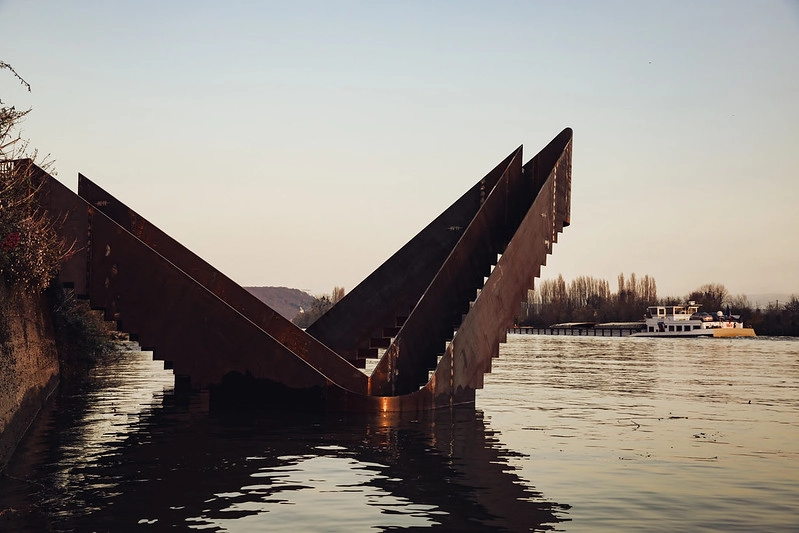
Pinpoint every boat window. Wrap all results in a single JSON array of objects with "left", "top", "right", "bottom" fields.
[
  {"left": 693, "top": 325, "right": 700, "bottom": 330},
  {"left": 676, "top": 325, "right": 683, "bottom": 332},
  {"left": 669, "top": 325, "right": 675, "bottom": 332},
  {"left": 648, "top": 326, "right": 654, "bottom": 332}
]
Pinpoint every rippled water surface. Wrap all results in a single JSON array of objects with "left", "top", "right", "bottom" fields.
[{"left": 1, "top": 335, "right": 797, "bottom": 532}]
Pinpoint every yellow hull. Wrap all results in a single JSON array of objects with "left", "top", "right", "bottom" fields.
[{"left": 713, "top": 328, "right": 756, "bottom": 338}]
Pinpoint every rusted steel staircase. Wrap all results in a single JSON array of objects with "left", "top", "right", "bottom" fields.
[
  {"left": 31, "top": 128, "right": 572, "bottom": 412},
  {"left": 75, "top": 175, "right": 366, "bottom": 394},
  {"left": 312, "top": 128, "right": 572, "bottom": 408}
]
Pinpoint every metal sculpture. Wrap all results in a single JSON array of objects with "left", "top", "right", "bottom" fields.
[{"left": 32, "top": 128, "right": 572, "bottom": 412}]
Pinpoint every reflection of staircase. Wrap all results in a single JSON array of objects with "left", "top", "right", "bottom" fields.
[{"left": 31, "top": 128, "right": 572, "bottom": 412}]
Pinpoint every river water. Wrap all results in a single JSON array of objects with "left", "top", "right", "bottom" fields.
[{"left": 1, "top": 335, "right": 797, "bottom": 532}]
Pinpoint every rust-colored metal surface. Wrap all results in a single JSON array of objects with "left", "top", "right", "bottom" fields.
[
  {"left": 366, "top": 128, "right": 572, "bottom": 406},
  {"left": 86, "top": 212, "right": 336, "bottom": 390},
  {"left": 77, "top": 176, "right": 366, "bottom": 389},
  {"left": 305, "top": 148, "right": 519, "bottom": 366},
  {"left": 21, "top": 160, "right": 91, "bottom": 296},
  {"left": 34, "top": 171, "right": 364, "bottom": 394},
  {"left": 33, "top": 128, "right": 572, "bottom": 413}
]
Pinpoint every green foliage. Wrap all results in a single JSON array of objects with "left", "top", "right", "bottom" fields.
[
  {"left": 1, "top": 62, "right": 65, "bottom": 291},
  {"left": 2, "top": 61, "right": 113, "bottom": 377},
  {"left": 0, "top": 171, "right": 65, "bottom": 290},
  {"left": 47, "top": 283, "right": 114, "bottom": 372}
]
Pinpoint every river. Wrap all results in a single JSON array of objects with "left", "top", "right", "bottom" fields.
[{"left": 1, "top": 335, "right": 797, "bottom": 532}]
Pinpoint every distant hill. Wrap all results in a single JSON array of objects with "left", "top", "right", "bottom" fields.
[{"left": 245, "top": 286, "right": 316, "bottom": 321}]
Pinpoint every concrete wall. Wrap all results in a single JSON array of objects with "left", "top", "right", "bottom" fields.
[{"left": 0, "top": 281, "right": 59, "bottom": 468}]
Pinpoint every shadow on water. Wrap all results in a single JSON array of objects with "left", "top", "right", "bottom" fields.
[{"left": 0, "top": 348, "right": 570, "bottom": 532}]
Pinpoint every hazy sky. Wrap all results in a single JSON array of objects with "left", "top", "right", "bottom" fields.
[{"left": 1, "top": 1, "right": 797, "bottom": 300}]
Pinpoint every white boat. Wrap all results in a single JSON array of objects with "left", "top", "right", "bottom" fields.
[{"left": 630, "top": 302, "right": 756, "bottom": 338}]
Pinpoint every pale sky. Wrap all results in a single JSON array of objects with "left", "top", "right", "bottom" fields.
[{"left": 1, "top": 1, "right": 797, "bottom": 299}]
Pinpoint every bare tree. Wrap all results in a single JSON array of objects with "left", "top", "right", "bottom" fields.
[
  {"left": 687, "top": 283, "right": 728, "bottom": 313},
  {"left": 292, "top": 286, "right": 345, "bottom": 328},
  {"left": 331, "top": 286, "right": 345, "bottom": 304}
]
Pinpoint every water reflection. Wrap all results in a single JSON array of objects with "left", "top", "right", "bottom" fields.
[
  {"left": 481, "top": 335, "right": 799, "bottom": 532},
  {"left": 1, "top": 342, "right": 569, "bottom": 532}
]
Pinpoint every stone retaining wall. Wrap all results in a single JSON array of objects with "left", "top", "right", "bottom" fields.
[{"left": 0, "top": 281, "right": 59, "bottom": 468}]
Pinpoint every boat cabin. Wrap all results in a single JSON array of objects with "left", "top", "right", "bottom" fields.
[{"left": 644, "top": 303, "right": 701, "bottom": 320}]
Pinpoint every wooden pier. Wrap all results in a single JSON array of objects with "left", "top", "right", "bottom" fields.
[{"left": 510, "top": 323, "right": 645, "bottom": 337}]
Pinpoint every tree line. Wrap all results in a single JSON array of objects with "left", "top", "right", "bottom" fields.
[
  {"left": 292, "top": 285, "right": 345, "bottom": 328},
  {"left": 293, "top": 275, "right": 799, "bottom": 337},
  {"left": 517, "top": 273, "right": 799, "bottom": 336}
]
